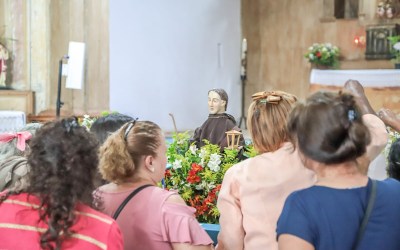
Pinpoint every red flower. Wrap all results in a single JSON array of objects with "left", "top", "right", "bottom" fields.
[
  {"left": 191, "top": 163, "right": 203, "bottom": 173},
  {"left": 165, "top": 169, "right": 171, "bottom": 178},
  {"left": 316, "top": 51, "right": 322, "bottom": 58},
  {"left": 187, "top": 169, "right": 201, "bottom": 184}
]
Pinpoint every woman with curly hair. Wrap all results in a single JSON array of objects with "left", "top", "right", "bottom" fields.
[
  {"left": 0, "top": 118, "right": 123, "bottom": 250},
  {"left": 95, "top": 120, "right": 214, "bottom": 250}
]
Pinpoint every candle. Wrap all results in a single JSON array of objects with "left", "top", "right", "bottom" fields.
[
  {"left": 241, "top": 65, "right": 246, "bottom": 77},
  {"left": 241, "top": 38, "right": 247, "bottom": 60}
]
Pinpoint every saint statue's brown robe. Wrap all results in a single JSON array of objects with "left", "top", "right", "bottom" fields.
[{"left": 192, "top": 113, "right": 245, "bottom": 149}]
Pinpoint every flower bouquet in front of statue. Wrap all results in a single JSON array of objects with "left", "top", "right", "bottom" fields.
[
  {"left": 304, "top": 43, "right": 340, "bottom": 69},
  {"left": 164, "top": 132, "right": 256, "bottom": 224}
]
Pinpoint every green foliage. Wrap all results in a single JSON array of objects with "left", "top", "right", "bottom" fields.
[{"left": 387, "top": 35, "right": 400, "bottom": 64}]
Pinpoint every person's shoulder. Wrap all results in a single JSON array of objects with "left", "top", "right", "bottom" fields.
[
  {"left": 222, "top": 113, "right": 237, "bottom": 125},
  {"left": 379, "top": 178, "right": 400, "bottom": 191}
]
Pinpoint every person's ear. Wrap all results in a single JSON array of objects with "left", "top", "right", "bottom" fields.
[
  {"left": 221, "top": 100, "right": 226, "bottom": 108},
  {"left": 144, "top": 155, "right": 155, "bottom": 173}
]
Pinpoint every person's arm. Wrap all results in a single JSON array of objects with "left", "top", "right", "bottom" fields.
[
  {"left": 164, "top": 194, "right": 214, "bottom": 249},
  {"left": 343, "top": 79, "right": 375, "bottom": 115},
  {"left": 378, "top": 108, "right": 400, "bottom": 133},
  {"left": 215, "top": 168, "right": 244, "bottom": 250},
  {"left": 278, "top": 234, "right": 314, "bottom": 250}
]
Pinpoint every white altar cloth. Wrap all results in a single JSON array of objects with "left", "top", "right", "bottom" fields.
[{"left": 310, "top": 69, "right": 400, "bottom": 87}]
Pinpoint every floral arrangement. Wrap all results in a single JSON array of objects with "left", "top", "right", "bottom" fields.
[
  {"left": 387, "top": 35, "right": 400, "bottom": 64},
  {"left": 304, "top": 43, "right": 340, "bottom": 68},
  {"left": 164, "top": 132, "right": 256, "bottom": 224}
]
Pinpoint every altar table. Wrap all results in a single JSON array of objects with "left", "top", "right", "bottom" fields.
[{"left": 309, "top": 69, "right": 400, "bottom": 113}]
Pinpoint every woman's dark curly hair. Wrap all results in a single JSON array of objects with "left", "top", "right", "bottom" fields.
[
  {"left": 388, "top": 138, "right": 400, "bottom": 181},
  {"left": 1, "top": 117, "right": 99, "bottom": 249}
]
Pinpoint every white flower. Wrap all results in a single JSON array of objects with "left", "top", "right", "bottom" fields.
[
  {"left": 325, "top": 43, "right": 332, "bottom": 48},
  {"left": 322, "top": 47, "right": 327, "bottom": 52},
  {"left": 172, "top": 159, "right": 182, "bottom": 170},
  {"left": 309, "top": 54, "right": 315, "bottom": 60},
  {"left": 393, "top": 42, "right": 400, "bottom": 51},
  {"left": 199, "top": 148, "right": 207, "bottom": 160},
  {"left": 208, "top": 153, "right": 221, "bottom": 172},
  {"left": 189, "top": 144, "right": 197, "bottom": 154}
]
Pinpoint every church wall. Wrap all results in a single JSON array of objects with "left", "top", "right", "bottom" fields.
[{"left": 242, "top": 0, "right": 397, "bottom": 112}]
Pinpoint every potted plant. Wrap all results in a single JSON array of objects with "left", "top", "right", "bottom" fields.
[
  {"left": 387, "top": 35, "right": 400, "bottom": 69},
  {"left": 304, "top": 43, "right": 340, "bottom": 69}
]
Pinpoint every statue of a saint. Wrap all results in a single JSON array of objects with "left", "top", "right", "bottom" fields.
[
  {"left": 192, "top": 88, "right": 245, "bottom": 149},
  {"left": 0, "top": 43, "right": 9, "bottom": 87}
]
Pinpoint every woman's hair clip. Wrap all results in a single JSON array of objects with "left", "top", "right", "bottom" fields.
[
  {"left": 62, "top": 117, "right": 79, "bottom": 133},
  {"left": 124, "top": 119, "right": 138, "bottom": 141},
  {"left": 252, "top": 91, "right": 282, "bottom": 104},
  {"left": 348, "top": 109, "right": 356, "bottom": 122}
]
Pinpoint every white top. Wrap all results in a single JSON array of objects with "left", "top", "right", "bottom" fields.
[{"left": 310, "top": 69, "right": 400, "bottom": 87}]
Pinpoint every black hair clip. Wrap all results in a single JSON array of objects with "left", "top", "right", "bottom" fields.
[
  {"left": 124, "top": 119, "right": 138, "bottom": 141},
  {"left": 62, "top": 117, "right": 79, "bottom": 133}
]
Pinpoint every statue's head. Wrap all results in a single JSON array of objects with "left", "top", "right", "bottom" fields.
[{"left": 208, "top": 88, "right": 228, "bottom": 114}]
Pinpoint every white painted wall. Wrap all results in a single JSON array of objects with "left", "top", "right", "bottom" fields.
[{"left": 109, "top": 0, "right": 241, "bottom": 132}]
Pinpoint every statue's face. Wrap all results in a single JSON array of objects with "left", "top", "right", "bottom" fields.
[{"left": 208, "top": 91, "right": 226, "bottom": 114}]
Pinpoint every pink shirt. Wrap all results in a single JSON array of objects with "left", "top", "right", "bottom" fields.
[
  {"left": 0, "top": 193, "right": 123, "bottom": 250},
  {"left": 97, "top": 186, "right": 213, "bottom": 250},
  {"left": 216, "top": 114, "right": 387, "bottom": 250}
]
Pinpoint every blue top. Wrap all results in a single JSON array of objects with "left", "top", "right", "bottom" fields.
[{"left": 277, "top": 178, "right": 400, "bottom": 250}]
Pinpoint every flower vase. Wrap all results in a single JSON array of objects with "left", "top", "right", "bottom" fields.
[{"left": 312, "top": 64, "right": 331, "bottom": 70}]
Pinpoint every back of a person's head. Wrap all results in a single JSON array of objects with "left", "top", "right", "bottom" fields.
[
  {"left": 90, "top": 113, "right": 135, "bottom": 144},
  {"left": 99, "top": 120, "right": 161, "bottom": 184},
  {"left": 27, "top": 117, "right": 99, "bottom": 202},
  {"left": 247, "top": 90, "right": 297, "bottom": 153},
  {"left": 8, "top": 117, "right": 100, "bottom": 249},
  {"left": 287, "top": 91, "right": 371, "bottom": 164},
  {"left": 388, "top": 138, "right": 400, "bottom": 181},
  {"left": 0, "top": 123, "right": 42, "bottom": 162}
]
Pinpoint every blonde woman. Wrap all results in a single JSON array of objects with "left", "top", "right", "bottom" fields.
[
  {"left": 95, "top": 120, "right": 214, "bottom": 250},
  {"left": 216, "top": 88, "right": 387, "bottom": 250}
]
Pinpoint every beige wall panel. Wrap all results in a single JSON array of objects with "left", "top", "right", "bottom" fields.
[
  {"left": 242, "top": 0, "right": 396, "bottom": 107},
  {"left": 69, "top": 0, "right": 86, "bottom": 115},
  {"left": 83, "top": 0, "right": 109, "bottom": 114},
  {"left": 3, "top": 0, "right": 28, "bottom": 90},
  {"left": 49, "top": 0, "right": 71, "bottom": 114}
]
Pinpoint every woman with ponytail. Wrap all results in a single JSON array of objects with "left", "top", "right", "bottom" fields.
[{"left": 95, "top": 120, "right": 214, "bottom": 250}]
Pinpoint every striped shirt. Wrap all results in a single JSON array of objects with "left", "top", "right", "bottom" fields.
[{"left": 0, "top": 192, "right": 123, "bottom": 249}]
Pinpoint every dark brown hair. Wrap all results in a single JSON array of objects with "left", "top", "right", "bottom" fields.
[
  {"left": 1, "top": 117, "right": 99, "bottom": 250},
  {"left": 287, "top": 91, "right": 371, "bottom": 164}
]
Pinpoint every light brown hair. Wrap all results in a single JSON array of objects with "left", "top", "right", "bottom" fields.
[
  {"left": 247, "top": 90, "right": 297, "bottom": 153},
  {"left": 99, "top": 120, "right": 162, "bottom": 184}
]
